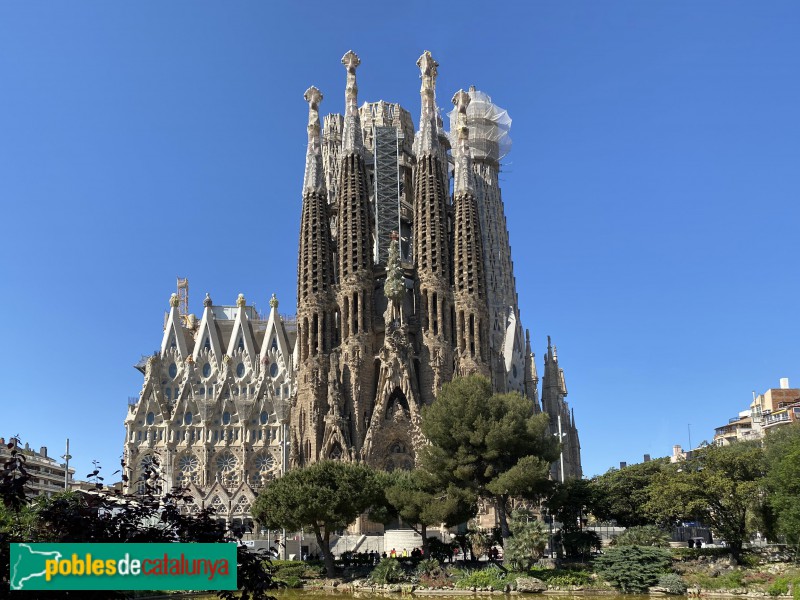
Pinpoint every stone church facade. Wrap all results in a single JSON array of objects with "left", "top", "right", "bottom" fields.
[{"left": 123, "top": 51, "right": 581, "bottom": 528}]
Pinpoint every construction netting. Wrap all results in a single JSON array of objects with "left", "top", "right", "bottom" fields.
[{"left": 447, "top": 88, "right": 512, "bottom": 163}]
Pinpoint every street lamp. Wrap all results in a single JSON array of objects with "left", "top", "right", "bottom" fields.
[{"left": 554, "top": 414, "right": 567, "bottom": 483}]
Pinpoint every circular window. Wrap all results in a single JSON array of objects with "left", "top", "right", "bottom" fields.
[
  {"left": 259, "top": 411, "right": 268, "bottom": 425},
  {"left": 270, "top": 362, "right": 279, "bottom": 377},
  {"left": 255, "top": 453, "right": 274, "bottom": 471},
  {"left": 216, "top": 452, "right": 237, "bottom": 472},
  {"left": 146, "top": 411, "right": 155, "bottom": 425},
  {"left": 202, "top": 363, "right": 211, "bottom": 378},
  {"left": 178, "top": 454, "right": 198, "bottom": 472},
  {"left": 236, "top": 363, "right": 245, "bottom": 378},
  {"left": 184, "top": 412, "right": 193, "bottom": 425},
  {"left": 168, "top": 363, "right": 178, "bottom": 379},
  {"left": 222, "top": 411, "right": 231, "bottom": 425}
]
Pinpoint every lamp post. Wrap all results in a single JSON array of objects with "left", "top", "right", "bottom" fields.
[
  {"left": 61, "top": 438, "right": 72, "bottom": 490},
  {"left": 554, "top": 414, "right": 566, "bottom": 483}
]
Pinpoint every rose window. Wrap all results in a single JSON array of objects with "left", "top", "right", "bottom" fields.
[
  {"left": 175, "top": 453, "right": 199, "bottom": 486},
  {"left": 215, "top": 451, "right": 239, "bottom": 488}
]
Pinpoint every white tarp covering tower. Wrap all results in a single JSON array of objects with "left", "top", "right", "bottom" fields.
[{"left": 448, "top": 87, "right": 529, "bottom": 399}]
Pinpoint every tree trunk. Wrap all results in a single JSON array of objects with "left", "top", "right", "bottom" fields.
[
  {"left": 421, "top": 523, "right": 429, "bottom": 557},
  {"left": 496, "top": 496, "right": 511, "bottom": 540},
  {"left": 314, "top": 526, "right": 336, "bottom": 578}
]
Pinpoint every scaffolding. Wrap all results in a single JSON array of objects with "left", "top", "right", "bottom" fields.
[
  {"left": 372, "top": 126, "right": 402, "bottom": 266},
  {"left": 447, "top": 87, "right": 512, "bottom": 164},
  {"left": 176, "top": 277, "right": 189, "bottom": 315}
]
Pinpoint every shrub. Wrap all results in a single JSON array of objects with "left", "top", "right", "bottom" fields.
[
  {"left": 768, "top": 577, "right": 790, "bottom": 596},
  {"left": 277, "top": 575, "right": 303, "bottom": 588},
  {"left": 505, "top": 510, "right": 548, "bottom": 570},
  {"left": 595, "top": 545, "right": 672, "bottom": 593},
  {"left": 612, "top": 525, "right": 671, "bottom": 547},
  {"left": 532, "top": 568, "right": 594, "bottom": 587},
  {"left": 369, "top": 557, "right": 406, "bottom": 584},
  {"left": 415, "top": 558, "right": 444, "bottom": 578},
  {"left": 562, "top": 530, "right": 601, "bottom": 558},
  {"left": 658, "top": 573, "right": 688, "bottom": 595},
  {"left": 453, "top": 564, "right": 508, "bottom": 590}
]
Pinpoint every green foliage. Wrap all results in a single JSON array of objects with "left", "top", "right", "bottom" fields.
[
  {"left": 382, "top": 469, "right": 475, "bottom": 549},
  {"left": 426, "top": 536, "right": 457, "bottom": 562},
  {"left": 415, "top": 558, "right": 444, "bottom": 577},
  {"left": 0, "top": 470, "right": 274, "bottom": 599},
  {"left": 612, "top": 525, "right": 671, "bottom": 547},
  {"left": 270, "top": 559, "right": 324, "bottom": 580},
  {"left": 562, "top": 530, "right": 601, "bottom": 558},
  {"left": 547, "top": 478, "right": 596, "bottom": 533},
  {"left": 686, "top": 569, "right": 745, "bottom": 590},
  {"left": 369, "top": 557, "right": 406, "bottom": 584},
  {"left": 765, "top": 424, "right": 800, "bottom": 554},
  {"left": 505, "top": 509, "right": 548, "bottom": 570},
  {"left": 768, "top": 577, "right": 790, "bottom": 596},
  {"left": 590, "top": 458, "right": 668, "bottom": 526},
  {"left": 420, "top": 375, "right": 559, "bottom": 537},
  {"left": 453, "top": 564, "right": 508, "bottom": 589},
  {"left": 657, "top": 573, "right": 688, "bottom": 595},
  {"left": 645, "top": 441, "right": 766, "bottom": 562},
  {"left": 595, "top": 545, "right": 672, "bottom": 593},
  {"left": 252, "top": 460, "right": 384, "bottom": 576},
  {"left": 530, "top": 567, "right": 593, "bottom": 587}
]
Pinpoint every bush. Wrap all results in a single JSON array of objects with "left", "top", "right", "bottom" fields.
[
  {"left": 453, "top": 564, "right": 508, "bottom": 590},
  {"left": 658, "top": 573, "right": 688, "bottom": 595},
  {"left": 595, "top": 545, "right": 672, "bottom": 593},
  {"left": 768, "top": 577, "right": 790, "bottom": 596},
  {"left": 612, "top": 525, "right": 671, "bottom": 547},
  {"left": 531, "top": 568, "right": 594, "bottom": 587},
  {"left": 369, "top": 557, "right": 406, "bottom": 584},
  {"left": 562, "top": 530, "right": 601, "bottom": 558},
  {"left": 505, "top": 510, "right": 547, "bottom": 570},
  {"left": 415, "top": 558, "right": 444, "bottom": 578},
  {"left": 277, "top": 575, "right": 303, "bottom": 588}
]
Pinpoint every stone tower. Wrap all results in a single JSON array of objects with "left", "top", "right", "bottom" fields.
[
  {"left": 541, "top": 336, "right": 582, "bottom": 480},
  {"left": 413, "top": 51, "right": 455, "bottom": 399},
  {"left": 288, "top": 50, "right": 580, "bottom": 479},
  {"left": 451, "top": 89, "right": 490, "bottom": 378}
]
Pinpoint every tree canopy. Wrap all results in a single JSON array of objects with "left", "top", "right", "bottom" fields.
[
  {"left": 251, "top": 460, "right": 383, "bottom": 577},
  {"left": 419, "top": 375, "right": 559, "bottom": 538},
  {"left": 645, "top": 441, "right": 765, "bottom": 562},
  {"left": 764, "top": 423, "right": 800, "bottom": 552},
  {"left": 382, "top": 468, "right": 475, "bottom": 554},
  {"left": 590, "top": 458, "right": 668, "bottom": 526}
]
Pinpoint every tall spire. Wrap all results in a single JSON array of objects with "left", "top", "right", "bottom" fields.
[
  {"left": 452, "top": 89, "right": 473, "bottom": 195},
  {"left": 341, "top": 50, "right": 363, "bottom": 153},
  {"left": 303, "top": 86, "right": 325, "bottom": 193},
  {"left": 416, "top": 50, "right": 439, "bottom": 155}
]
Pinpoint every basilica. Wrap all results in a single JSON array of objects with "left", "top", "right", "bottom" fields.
[{"left": 122, "top": 51, "right": 582, "bottom": 528}]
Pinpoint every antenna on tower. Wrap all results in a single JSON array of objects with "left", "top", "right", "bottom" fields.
[{"left": 176, "top": 277, "right": 189, "bottom": 316}]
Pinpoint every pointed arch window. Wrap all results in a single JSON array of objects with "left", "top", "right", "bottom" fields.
[
  {"left": 204, "top": 336, "right": 211, "bottom": 350},
  {"left": 238, "top": 336, "right": 244, "bottom": 351},
  {"left": 271, "top": 337, "right": 278, "bottom": 351}
]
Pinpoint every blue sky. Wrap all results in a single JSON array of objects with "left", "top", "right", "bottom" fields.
[{"left": 1, "top": 1, "right": 799, "bottom": 480}]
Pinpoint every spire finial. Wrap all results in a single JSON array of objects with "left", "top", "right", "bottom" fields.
[
  {"left": 169, "top": 293, "right": 179, "bottom": 308},
  {"left": 303, "top": 86, "right": 325, "bottom": 193},
  {"left": 203, "top": 292, "right": 212, "bottom": 307},
  {"left": 236, "top": 293, "right": 246, "bottom": 308},
  {"left": 416, "top": 50, "right": 439, "bottom": 154},
  {"left": 452, "top": 89, "right": 473, "bottom": 194},
  {"left": 547, "top": 335, "right": 552, "bottom": 352},
  {"left": 341, "top": 51, "right": 363, "bottom": 153},
  {"left": 269, "top": 293, "right": 279, "bottom": 309}
]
